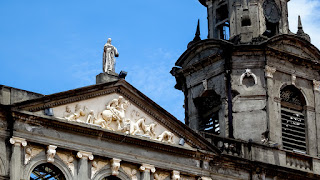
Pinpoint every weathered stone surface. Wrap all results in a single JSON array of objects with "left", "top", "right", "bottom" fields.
[
  {"left": 233, "top": 99, "right": 266, "bottom": 113},
  {"left": 233, "top": 110, "right": 267, "bottom": 142}
]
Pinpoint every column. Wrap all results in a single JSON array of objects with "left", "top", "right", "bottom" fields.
[
  {"left": 139, "top": 164, "right": 155, "bottom": 180},
  {"left": 9, "top": 137, "right": 27, "bottom": 180},
  {"left": 313, "top": 80, "right": 320, "bottom": 156},
  {"left": 77, "top": 151, "right": 94, "bottom": 180},
  {"left": 265, "top": 66, "right": 280, "bottom": 144}
]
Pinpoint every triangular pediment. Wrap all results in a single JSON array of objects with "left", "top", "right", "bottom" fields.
[
  {"left": 265, "top": 35, "right": 320, "bottom": 61},
  {"left": 15, "top": 80, "right": 220, "bottom": 153}
]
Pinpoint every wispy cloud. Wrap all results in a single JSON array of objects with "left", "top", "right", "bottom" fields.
[
  {"left": 288, "top": 0, "right": 320, "bottom": 48},
  {"left": 125, "top": 48, "right": 185, "bottom": 121}
]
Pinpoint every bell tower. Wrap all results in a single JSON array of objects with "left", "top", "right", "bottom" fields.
[
  {"left": 172, "top": 0, "right": 320, "bottom": 157},
  {"left": 200, "top": 0, "right": 290, "bottom": 43}
]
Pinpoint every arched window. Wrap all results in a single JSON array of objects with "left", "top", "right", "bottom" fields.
[
  {"left": 280, "top": 85, "right": 307, "bottom": 154},
  {"left": 102, "top": 176, "right": 122, "bottom": 180},
  {"left": 30, "top": 163, "right": 66, "bottom": 180}
]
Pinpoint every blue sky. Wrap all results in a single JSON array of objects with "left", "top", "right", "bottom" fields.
[{"left": 0, "top": 0, "right": 320, "bottom": 122}]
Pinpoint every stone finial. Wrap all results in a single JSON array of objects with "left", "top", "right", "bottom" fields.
[
  {"left": 265, "top": 66, "right": 276, "bottom": 78},
  {"left": 171, "top": 170, "right": 180, "bottom": 180},
  {"left": 297, "top": 16, "right": 311, "bottom": 42},
  {"left": 47, "top": 145, "right": 57, "bottom": 163},
  {"left": 139, "top": 163, "right": 156, "bottom": 173},
  {"left": 313, "top": 80, "right": 320, "bottom": 92},
  {"left": 9, "top": 137, "right": 27, "bottom": 147},
  {"left": 77, "top": 151, "right": 94, "bottom": 160},
  {"left": 111, "top": 158, "right": 121, "bottom": 176},
  {"left": 187, "top": 20, "right": 201, "bottom": 48}
]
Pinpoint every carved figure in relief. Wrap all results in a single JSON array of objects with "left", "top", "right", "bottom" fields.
[
  {"left": 130, "top": 118, "right": 147, "bottom": 135},
  {"left": 102, "top": 96, "right": 129, "bottom": 131},
  {"left": 144, "top": 123, "right": 157, "bottom": 139},
  {"left": 86, "top": 110, "right": 97, "bottom": 124},
  {"left": 103, "top": 38, "right": 119, "bottom": 73},
  {"left": 65, "top": 104, "right": 87, "bottom": 122},
  {"left": 157, "top": 131, "right": 174, "bottom": 144}
]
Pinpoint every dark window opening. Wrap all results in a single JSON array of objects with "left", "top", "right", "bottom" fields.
[
  {"left": 30, "top": 163, "right": 66, "bottom": 180},
  {"left": 280, "top": 85, "right": 307, "bottom": 154},
  {"left": 102, "top": 176, "right": 122, "bottom": 180},
  {"left": 218, "top": 22, "right": 230, "bottom": 40},
  {"left": 264, "top": 21, "right": 279, "bottom": 37},
  {"left": 242, "top": 76, "right": 255, "bottom": 88},
  {"left": 194, "top": 90, "right": 221, "bottom": 135},
  {"left": 216, "top": 4, "right": 228, "bottom": 22}
]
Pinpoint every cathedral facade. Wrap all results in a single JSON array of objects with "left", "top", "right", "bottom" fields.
[{"left": 1, "top": 0, "right": 320, "bottom": 179}]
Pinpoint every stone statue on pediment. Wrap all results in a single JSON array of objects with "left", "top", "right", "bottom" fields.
[{"left": 103, "top": 38, "right": 119, "bottom": 73}]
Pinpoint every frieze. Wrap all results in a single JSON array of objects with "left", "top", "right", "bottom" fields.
[
  {"left": 57, "top": 96, "right": 176, "bottom": 145},
  {"left": 11, "top": 110, "right": 197, "bottom": 157}
]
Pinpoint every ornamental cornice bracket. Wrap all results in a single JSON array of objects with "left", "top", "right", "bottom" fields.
[
  {"left": 77, "top": 151, "right": 94, "bottom": 160},
  {"left": 47, "top": 145, "right": 57, "bottom": 163},
  {"left": 313, "top": 80, "right": 320, "bottom": 92},
  {"left": 265, "top": 65, "right": 276, "bottom": 78},
  {"left": 171, "top": 170, "right": 180, "bottom": 180},
  {"left": 139, "top": 163, "right": 156, "bottom": 173},
  {"left": 9, "top": 136, "right": 27, "bottom": 147},
  {"left": 111, "top": 158, "right": 121, "bottom": 176}
]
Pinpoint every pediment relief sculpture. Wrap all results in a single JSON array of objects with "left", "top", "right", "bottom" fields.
[{"left": 54, "top": 96, "right": 177, "bottom": 145}]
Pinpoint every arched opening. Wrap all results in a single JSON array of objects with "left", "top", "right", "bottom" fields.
[
  {"left": 194, "top": 90, "right": 221, "bottom": 135},
  {"left": 30, "top": 163, "right": 66, "bottom": 180},
  {"left": 102, "top": 176, "right": 122, "bottom": 180},
  {"left": 280, "top": 85, "right": 307, "bottom": 154}
]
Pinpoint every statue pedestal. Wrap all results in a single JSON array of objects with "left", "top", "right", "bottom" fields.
[{"left": 96, "top": 72, "right": 119, "bottom": 84}]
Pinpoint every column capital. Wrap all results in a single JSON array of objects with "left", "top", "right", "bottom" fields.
[
  {"left": 139, "top": 163, "right": 155, "bottom": 173},
  {"left": 313, "top": 80, "right": 320, "bottom": 92},
  {"left": 9, "top": 137, "right": 27, "bottom": 147},
  {"left": 265, "top": 65, "right": 276, "bottom": 79},
  {"left": 77, "top": 151, "right": 94, "bottom": 160}
]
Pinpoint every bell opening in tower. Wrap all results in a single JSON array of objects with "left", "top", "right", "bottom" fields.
[{"left": 218, "top": 22, "right": 230, "bottom": 40}]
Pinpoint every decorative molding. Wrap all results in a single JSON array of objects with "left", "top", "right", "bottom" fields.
[
  {"left": 57, "top": 152, "right": 75, "bottom": 176},
  {"left": 111, "top": 158, "right": 121, "bottom": 176},
  {"left": 10, "top": 137, "right": 27, "bottom": 147},
  {"left": 240, "top": 69, "right": 258, "bottom": 85},
  {"left": 92, "top": 160, "right": 108, "bottom": 179},
  {"left": 24, "top": 146, "right": 43, "bottom": 165},
  {"left": 313, "top": 80, "right": 320, "bottom": 92},
  {"left": 139, "top": 163, "right": 156, "bottom": 173},
  {"left": 77, "top": 151, "right": 94, "bottom": 160},
  {"left": 172, "top": 170, "right": 180, "bottom": 180},
  {"left": 47, "top": 145, "right": 57, "bottom": 163},
  {"left": 265, "top": 65, "right": 276, "bottom": 79}
]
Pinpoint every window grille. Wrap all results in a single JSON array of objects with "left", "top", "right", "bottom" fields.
[{"left": 280, "top": 86, "right": 307, "bottom": 154}]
